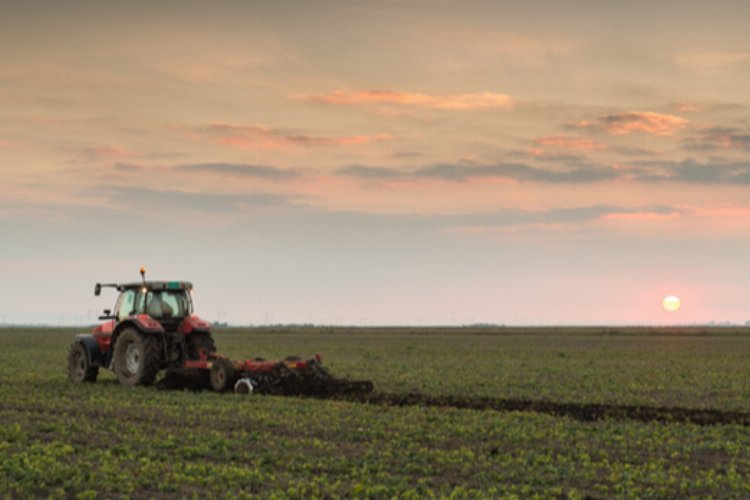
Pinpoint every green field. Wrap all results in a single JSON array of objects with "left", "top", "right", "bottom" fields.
[{"left": 2, "top": 327, "right": 750, "bottom": 498}]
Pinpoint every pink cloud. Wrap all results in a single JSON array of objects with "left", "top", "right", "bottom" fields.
[
  {"left": 307, "top": 90, "right": 512, "bottom": 110},
  {"left": 576, "top": 112, "right": 688, "bottom": 136},
  {"left": 205, "top": 123, "right": 390, "bottom": 149},
  {"left": 534, "top": 136, "right": 607, "bottom": 151},
  {"left": 83, "top": 146, "right": 134, "bottom": 158},
  {"left": 692, "top": 205, "right": 750, "bottom": 219},
  {"left": 592, "top": 204, "right": 750, "bottom": 245}
]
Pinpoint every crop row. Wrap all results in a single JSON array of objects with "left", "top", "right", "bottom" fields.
[
  {"left": 3, "top": 383, "right": 750, "bottom": 498},
  {"left": 2, "top": 328, "right": 750, "bottom": 497}
]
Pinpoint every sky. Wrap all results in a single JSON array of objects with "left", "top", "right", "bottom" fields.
[{"left": 1, "top": 0, "right": 749, "bottom": 326}]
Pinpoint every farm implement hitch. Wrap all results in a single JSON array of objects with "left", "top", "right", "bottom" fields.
[{"left": 182, "top": 353, "right": 374, "bottom": 397}]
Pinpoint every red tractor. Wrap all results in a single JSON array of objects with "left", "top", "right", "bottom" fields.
[
  {"left": 68, "top": 268, "right": 215, "bottom": 387},
  {"left": 68, "top": 269, "right": 373, "bottom": 396}
]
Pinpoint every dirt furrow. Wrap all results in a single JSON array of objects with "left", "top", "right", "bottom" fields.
[{"left": 339, "top": 392, "right": 750, "bottom": 426}]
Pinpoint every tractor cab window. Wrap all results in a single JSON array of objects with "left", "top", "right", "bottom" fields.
[
  {"left": 142, "top": 290, "right": 191, "bottom": 318},
  {"left": 115, "top": 289, "right": 136, "bottom": 320}
]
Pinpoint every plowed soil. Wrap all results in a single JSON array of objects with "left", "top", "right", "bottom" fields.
[
  {"left": 343, "top": 392, "right": 750, "bottom": 426},
  {"left": 157, "top": 370, "right": 750, "bottom": 427}
]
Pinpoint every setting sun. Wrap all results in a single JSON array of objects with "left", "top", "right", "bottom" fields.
[{"left": 662, "top": 295, "right": 681, "bottom": 312}]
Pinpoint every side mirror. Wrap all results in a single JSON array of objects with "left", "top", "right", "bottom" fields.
[{"left": 94, "top": 284, "right": 101, "bottom": 296}]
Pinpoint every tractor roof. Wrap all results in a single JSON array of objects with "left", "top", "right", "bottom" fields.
[
  {"left": 118, "top": 281, "right": 193, "bottom": 291},
  {"left": 95, "top": 277, "right": 193, "bottom": 296}
]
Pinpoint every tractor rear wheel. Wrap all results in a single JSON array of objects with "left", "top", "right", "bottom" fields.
[
  {"left": 113, "top": 328, "right": 161, "bottom": 387},
  {"left": 68, "top": 342, "right": 99, "bottom": 383},
  {"left": 186, "top": 331, "right": 216, "bottom": 360},
  {"left": 210, "top": 358, "right": 237, "bottom": 392}
]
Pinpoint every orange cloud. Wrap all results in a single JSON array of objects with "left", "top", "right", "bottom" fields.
[
  {"left": 205, "top": 123, "right": 390, "bottom": 149},
  {"left": 576, "top": 112, "right": 687, "bottom": 136},
  {"left": 83, "top": 146, "right": 134, "bottom": 158},
  {"left": 692, "top": 205, "right": 750, "bottom": 219},
  {"left": 534, "top": 136, "right": 607, "bottom": 151},
  {"left": 308, "top": 90, "right": 512, "bottom": 110}
]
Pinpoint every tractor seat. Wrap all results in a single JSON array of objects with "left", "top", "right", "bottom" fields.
[{"left": 147, "top": 296, "right": 174, "bottom": 317}]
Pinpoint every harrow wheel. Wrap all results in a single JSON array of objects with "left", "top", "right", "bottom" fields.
[
  {"left": 67, "top": 341, "right": 98, "bottom": 383},
  {"left": 210, "top": 358, "right": 237, "bottom": 392}
]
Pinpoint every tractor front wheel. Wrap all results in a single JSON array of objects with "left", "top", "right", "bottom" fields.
[
  {"left": 68, "top": 342, "right": 99, "bottom": 383},
  {"left": 113, "top": 328, "right": 161, "bottom": 387}
]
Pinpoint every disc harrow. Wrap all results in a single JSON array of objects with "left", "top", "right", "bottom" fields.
[{"left": 184, "top": 353, "right": 374, "bottom": 397}]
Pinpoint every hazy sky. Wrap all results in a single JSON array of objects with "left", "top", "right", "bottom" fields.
[{"left": 2, "top": 0, "right": 749, "bottom": 325}]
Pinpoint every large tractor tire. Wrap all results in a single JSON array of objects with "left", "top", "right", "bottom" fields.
[
  {"left": 186, "top": 331, "right": 216, "bottom": 360},
  {"left": 68, "top": 341, "right": 99, "bottom": 383},
  {"left": 113, "top": 328, "right": 161, "bottom": 387}
]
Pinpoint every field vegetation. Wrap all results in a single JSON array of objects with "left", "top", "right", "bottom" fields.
[{"left": 2, "top": 326, "right": 750, "bottom": 497}]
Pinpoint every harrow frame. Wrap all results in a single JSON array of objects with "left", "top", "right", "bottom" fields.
[{"left": 183, "top": 352, "right": 374, "bottom": 396}]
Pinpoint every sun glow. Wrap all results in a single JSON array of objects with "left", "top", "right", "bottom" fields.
[{"left": 662, "top": 295, "right": 681, "bottom": 312}]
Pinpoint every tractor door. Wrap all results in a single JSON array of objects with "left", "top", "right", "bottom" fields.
[
  {"left": 116, "top": 289, "right": 138, "bottom": 320},
  {"left": 92, "top": 289, "right": 136, "bottom": 354}
]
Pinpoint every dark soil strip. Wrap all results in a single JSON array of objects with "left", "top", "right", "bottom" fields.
[
  {"left": 339, "top": 392, "right": 750, "bottom": 427},
  {"left": 140, "top": 373, "right": 750, "bottom": 426}
]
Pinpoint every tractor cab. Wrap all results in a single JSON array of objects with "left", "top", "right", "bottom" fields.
[
  {"left": 93, "top": 281, "right": 196, "bottom": 332},
  {"left": 107, "top": 282, "right": 194, "bottom": 328}
]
